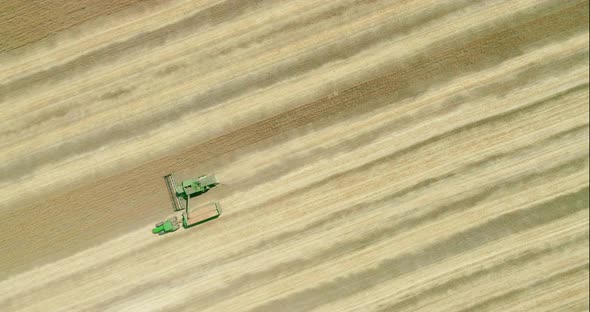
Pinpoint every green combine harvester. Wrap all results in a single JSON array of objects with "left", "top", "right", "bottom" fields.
[
  {"left": 153, "top": 173, "right": 222, "bottom": 235},
  {"left": 165, "top": 174, "right": 219, "bottom": 211}
]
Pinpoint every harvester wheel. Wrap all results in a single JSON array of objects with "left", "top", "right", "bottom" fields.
[
  {"left": 158, "top": 231, "right": 165, "bottom": 236},
  {"left": 171, "top": 216, "right": 178, "bottom": 222},
  {"left": 156, "top": 222, "right": 164, "bottom": 227}
]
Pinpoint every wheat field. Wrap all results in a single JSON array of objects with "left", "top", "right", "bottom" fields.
[{"left": 0, "top": 0, "right": 588, "bottom": 311}]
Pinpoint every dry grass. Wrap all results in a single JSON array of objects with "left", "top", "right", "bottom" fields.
[
  {"left": 0, "top": 0, "right": 588, "bottom": 311},
  {"left": 0, "top": 0, "right": 160, "bottom": 53}
]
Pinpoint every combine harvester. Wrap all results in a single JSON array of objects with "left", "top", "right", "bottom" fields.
[
  {"left": 152, "top": 174, "right": 222, "bottom": 235},
  {"left": 165, "top": 174, "right": 219, "bottom": 211}
]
